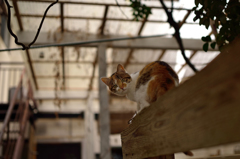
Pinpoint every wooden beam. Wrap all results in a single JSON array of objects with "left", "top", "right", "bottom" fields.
[
  {"left": 31, "top": 61, "right": 208, "bottom": 66},
  {"left": 15, "top": 0, "right": 188, "bottom": 10},
  {"left": 121, "top": 38, "right": 240, "bottom": 158},
  {"left": 17, "top": 31, "right": 213, "bottom": 50},
  {"left": 157, "top": 49, "right": 166, "bottom": 61},
  {"left": 177, "top": 50, "right": 197, "bottom": 74},
  {"left": 178, "top": 10, "right": 192, "bottom": 28},
  {"left": 60, "top": 3, "right": 64, "bottom": 32},
  {"left": 88, "top": 52, "right": 98, "bottom": 92},
  {"left": 124, "top": 49, "right": 134, "bottom": 68},
  {"left": 98, "top": 44, "right": 111, "bottom": 159},
  {"left": 26, "top": 50, "right": 38, "bottom": 90},
  {"left": 12, "top": 0, "right": 23, "bottom": 31},
  {"left": 99, "top": 5, "right": 109, "bottom": 35},
  {"left": 124, "top": 17, "right": 148, "bottom": 68},
  {"left": 61, "top": 47, "right": 65, "bottom": 89}
]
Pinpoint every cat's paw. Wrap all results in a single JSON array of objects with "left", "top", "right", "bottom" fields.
[{"left": 128, "top": 112, "right": 137, "bottom": 124}]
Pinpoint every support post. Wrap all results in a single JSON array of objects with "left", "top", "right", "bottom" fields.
[
  {"left": 84, "top": 91, "right": 95, "bottom": 159},
  {"left": 98, "top": 44, "right": 111, "bottom": 159}
]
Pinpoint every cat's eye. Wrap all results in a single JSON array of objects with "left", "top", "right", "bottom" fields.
[{"left": 112, "top": 85, "right": 117, "bottom": 90}]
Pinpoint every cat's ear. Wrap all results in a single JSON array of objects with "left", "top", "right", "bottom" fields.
[
  {"left": 117, "top": 64, "right": 126, "bottom": 73},
  {"left": 101, "top": 77, "right": 110, "bottom": 86}
]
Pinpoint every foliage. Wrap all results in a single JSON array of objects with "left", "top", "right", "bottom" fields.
[
  {"left": 193, "top": 0, "right": 240, "bottom": 51},
  {"left": 129, "top": 0, "right": 152, "bottom": 21}
]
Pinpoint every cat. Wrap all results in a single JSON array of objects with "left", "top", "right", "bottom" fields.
[
  {"left": 101, "top": 61, "right": 179, "bottom": 113},
  {"left": 101, "top": 61, "right": 194, "bottom": 156}
]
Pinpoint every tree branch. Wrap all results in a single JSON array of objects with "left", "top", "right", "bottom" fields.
[{"left": 159, "top": 0, "right": 198, "bottom": 72}]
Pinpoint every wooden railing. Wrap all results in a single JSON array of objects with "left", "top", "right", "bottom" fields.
[{"left": 121, "top": 38, "right": 240, "bottom": 159}]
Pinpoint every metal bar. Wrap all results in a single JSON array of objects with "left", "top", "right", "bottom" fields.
[
  {"left": 1, "top": 69, "right": 5, "bottom": 102},
  {"left": 12, "top": 0, "right": 23, "bottom": 31},
  {"left": 13, "top": 99, "right": 29, "bottom": 159},
  {"left": 60, "top": 3, "right": 64, "bottom": 32},
  {"left": 0, "top": 69, "right": 25, "bottom": 144},
  {"left": 0, "top": 33, "right": 170, "bottom": 52},
  {"left": 100, "top": 5, "right": 109, "bottom": 35},
  {"left": 26, "top": 49, "right": 38, "bottom": 89}
]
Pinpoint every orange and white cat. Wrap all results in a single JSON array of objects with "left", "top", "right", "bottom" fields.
[
  {"left": 101, "top": 61, "right": 193, "bottom": 156},
  {"left": 101, "top": 61, "right": 179, "bottom": 113}
]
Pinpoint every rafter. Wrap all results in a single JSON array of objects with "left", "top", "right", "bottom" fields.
[
  {"left": 12, "top": 0, "right": 23, "bottom": 31},
  {"left": 99, "top": 5, "right": 109, "bottom": 35},
  {"left": 124, "top": 17, "right": 148, "bottom": 68},
  {"left": 157, "top": 49, "right": 166, "bottom": 61},
  {"left": 15, "top": 0, "right": 189, "bottom": 11},
  {"left": 87, "top": 51, "right": 98, "bottom": 95},
  {"left": 26, "top": 50, "right": 38, "bottom": 90},
  {"left": 60, "top": 3, "right": 64, "bottom": 32},
  {"left": 177, "top": 50, "right": 198, "bottom": 74},
  {"left": 19, "top": 14, "right": 197, "bottom": 24},
  {"left": 178, "top": 10, "right": 192, "bottom": 28}
]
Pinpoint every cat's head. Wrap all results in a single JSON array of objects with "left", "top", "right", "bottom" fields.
[{"left": 101, "top": 64, "right": 132, "bottom": 96}]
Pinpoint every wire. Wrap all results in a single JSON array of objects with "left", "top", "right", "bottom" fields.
[
  {"left": 3, "top": 0, "right": 58, "bottom": 50},
  {"left": 0, "top": 34, "right": 170, "bottom": 52},
  {"left": 115, "top": 0, "right": 129, "bottom": 19}
]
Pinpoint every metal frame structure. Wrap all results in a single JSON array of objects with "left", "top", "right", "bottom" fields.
[{"left": 8, "top": 0, "right": 204, "bottom": 92}]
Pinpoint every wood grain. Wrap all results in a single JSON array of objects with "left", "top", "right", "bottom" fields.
[{"left": 121, "top": 38, "right": 240, "bottom": 159}]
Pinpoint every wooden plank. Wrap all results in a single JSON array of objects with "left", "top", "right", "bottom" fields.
[
  {"left": 121, "top": 38, "right": 240, "bottom": 158},
  {"left": 98, "top": 44, "right": 111, "bottom": 159}
]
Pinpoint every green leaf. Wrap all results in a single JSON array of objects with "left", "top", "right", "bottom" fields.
[
  {"left": 210, "top": 42, "right": 216, "bottom": 49},
  {"left": 203, "top": 42, "right": 209, "bottom": 52},
  {"left": 201, "top": 35, "right": 211, "bottom": 42}
]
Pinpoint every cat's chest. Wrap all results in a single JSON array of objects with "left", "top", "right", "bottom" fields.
[{"left": 126, "top": 72, "right": 152, "bottom": 102}]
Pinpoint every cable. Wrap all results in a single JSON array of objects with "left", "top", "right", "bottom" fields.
[{"left": 0, "top": 34, "right": 170, "bottom": 52}]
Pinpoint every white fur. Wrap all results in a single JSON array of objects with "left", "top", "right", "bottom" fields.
[{"left": 125, "top": 72, "right": 152, "bottom": 113}]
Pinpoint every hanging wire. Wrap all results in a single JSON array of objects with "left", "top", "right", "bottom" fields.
[
  {"left": 3, "top": 0, "right": 58, "bottom": 50},
  {"left": 0, "top": 33, "right": 171, "bottom": 52}
]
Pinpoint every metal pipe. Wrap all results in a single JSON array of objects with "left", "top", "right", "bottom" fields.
[
  {"left": 0, "top": 69, "right": 25, "bottom": 144},
  {"left": 0, "top": 34, "right": 170, "bottom": 52}
]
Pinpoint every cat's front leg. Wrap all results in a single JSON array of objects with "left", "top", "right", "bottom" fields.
[{"left": 137, "top": 100, "right": 150, "bottom": 113}]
